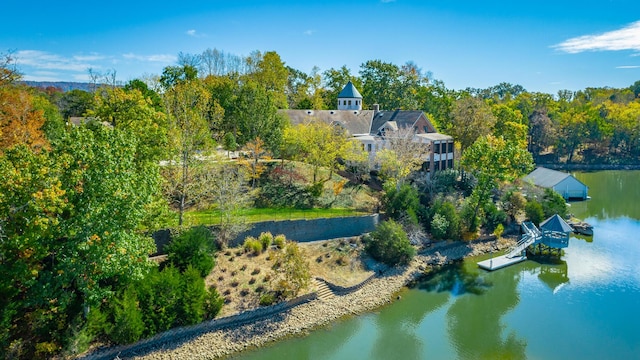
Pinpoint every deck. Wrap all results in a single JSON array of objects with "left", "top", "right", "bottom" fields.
[{"left": 477, "top": 254, "right": 527, "bottom": 271}]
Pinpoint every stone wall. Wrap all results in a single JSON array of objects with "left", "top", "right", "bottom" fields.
[
  {"left": 228, "top": 214, "right": 379, "bottom": 247},
  {"left": 152, "top": 214, "right": 379, "bottom": 254}
]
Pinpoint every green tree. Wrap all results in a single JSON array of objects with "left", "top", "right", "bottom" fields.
[
  {"left": 249, "top": 51, "right": 289, "bottom": 109},
  {"left": 162, "top": 80, "right": 212, "bottom": 226},
  {"left": 226, "top": 80, "right": 287, "bottom": 153},
  {"left": 364, "top": 220, "right": 415, "bottom": 266},
  {"left": 165, "top": 226, "right": 216, "bottom": 277},
  {"left": 179, "top": 266, "right": 206, "bottom": 326},
  {"left": 525, "top": 200, "right": 544, "bottom": 226},
  {"left": 283, "top": 119, "right": 348, "bottom": 184},
  {"left": 541, "top": 188, "right": 567, "bottom": 218},
  {"left": 461, "top": 135, "right": 533, "bottom": 231},
  {"left": 109, "top": 286, "right": 144, "bottom": 344},
  {"left": 88, "top": 86, "right": 168, "bottom": 164},
  {"left": 56, "top": 89, "right": 95, "bottom": 119},
  {"left": 448, "top": 96, "right": 497, "bottom": 155},
  {"left": 272, "top": 241, "right": 310, "bottom": 298},
  {"left": 0, "top": 125, "right": 158, "bottom": 357}
]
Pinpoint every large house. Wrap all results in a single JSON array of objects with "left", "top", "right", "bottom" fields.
[{"left": 281, "top": 82, "right": 454, "bottom": 174}]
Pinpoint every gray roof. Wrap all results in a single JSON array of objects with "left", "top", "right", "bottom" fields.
[
  {"left": 540, "top": 214, "right": 573, "bottom": 233},
  {"left": 523, "top": 167, "right": 572, "bottom": 188},
  {"left": 371, "top": 110, "right": 427, "bottom": 135},
  {"left": 337, "top": 81, "right": 362, "bottom": 99},
  {"left": 280, "top": 110, "right": 374, "bottom": 135}
]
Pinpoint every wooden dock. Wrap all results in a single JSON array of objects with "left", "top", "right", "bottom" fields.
[{"left": 477, "top": 254, "right": 527, "bottom": 271}]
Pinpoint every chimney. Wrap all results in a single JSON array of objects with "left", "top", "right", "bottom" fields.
[{"left": 373, "top": 104, "right": 380, "bottom": 113}]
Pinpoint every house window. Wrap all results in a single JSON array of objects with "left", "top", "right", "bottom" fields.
[
  {"left": 343, "top": 100, "right": 347, "bottom": 105},
  {"left": 448, "top": 159, "right": 453, "bottom": 169},
  {"left": 348, "top": 100, "right": 352, "bottom": 105},
  {"left": 448, "top": 142, "right": 453, "bottom": 153},
  {"left": 367, "top": 144, "right": 372, "bottom": 152},
  {"left": 434, "top": 143, "right": 441, "bottom": 154}
]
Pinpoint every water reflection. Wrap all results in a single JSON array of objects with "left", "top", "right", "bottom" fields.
[
  {"left": 370, "top": 289, "right": 449, "bottom": 359},
  {"left": 535, "top": 260, "right": 569, "bottom": 293},
  {"left": 572, "top": 171, "right": 640, "bottom": 221},
  {"left": 417, "top": 262, "right": 491, "bottom": 295},
  {"left": 415, "top": 261, "right": 527, "bottom": 359}
]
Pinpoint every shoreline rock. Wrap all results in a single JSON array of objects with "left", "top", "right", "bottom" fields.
[{"left": 92, "top": 238, "right": 516, "bottom": 360}]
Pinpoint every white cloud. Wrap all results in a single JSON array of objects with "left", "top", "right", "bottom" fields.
[
  {"left": 554, "top": 21, "right": 640, "bottom": 53},
  {"left": 185, "top": 29, "right": 206, "bottom": 38},
  {"left": 73, "top": 54, "right": 105, "bottom": 62},
  {"left": 122, "top": 53, "right": 176, "bottom": 63},
  {"left": 616, "top": 65, "right": 640, "bottom": 69},
  {"left": 304, "top": 30, "right": 315, "bottom": 36},
  {"left": 15, "top": 50, "right": 100, "bottom": 72}
]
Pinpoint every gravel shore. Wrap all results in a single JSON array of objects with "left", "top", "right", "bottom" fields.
[{"left": 121, "top": 237, "right": 516, "bottom": 360}]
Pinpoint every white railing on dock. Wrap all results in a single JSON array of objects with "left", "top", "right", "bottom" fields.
[{"left": 506, "top": 222, "right": 542, "bottom": 258}]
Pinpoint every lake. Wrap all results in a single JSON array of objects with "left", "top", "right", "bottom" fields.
[{"left": 232, "top": 170, "right": 640, "bottom": 359}]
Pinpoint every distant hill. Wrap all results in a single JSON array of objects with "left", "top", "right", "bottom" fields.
[{"left": 21, "top": 81, "right": 95, "bottom": 92}]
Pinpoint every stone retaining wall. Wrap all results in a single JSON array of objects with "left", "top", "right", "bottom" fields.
[
  {"left": 152, "top": 214, "right": 379, "bottom": 255},
  {"left": 81, "top": 293, "right": 318, "bottom": 360}
]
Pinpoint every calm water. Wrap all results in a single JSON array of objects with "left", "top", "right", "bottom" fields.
[{"left": 233, "top": 171, "right": 640, "bottom": 360}]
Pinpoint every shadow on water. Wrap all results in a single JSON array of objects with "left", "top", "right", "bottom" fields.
[
  {"left": 413, "top": 261, "right": 492, "bottom": 296},
  {"left": 412, "top": 259, "right": 528, "bottom": 360}
]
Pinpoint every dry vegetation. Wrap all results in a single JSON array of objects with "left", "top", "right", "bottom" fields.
[{"left": 206, "top": 237, "right": 373, "bottom": 317}]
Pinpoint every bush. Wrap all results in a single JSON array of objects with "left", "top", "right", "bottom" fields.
[
  {"left": 431, "top": 213, "right": 449, "bottom": 240},
  {"left": 259, "top": 232, "right": 273, "bottom": 249},
  {"left": 382, "top": 183, "right": 421, "bottom": 224},
  {"left": 428, "top": 199, "right": 461, "bottom": 240},
  {"left": 259, "top": 292, "right": 276, "bottom": 306},
  {"left": 273, "top": 234, "right": 286, "bottom": 249},
  {"left": 204, "top": 286, "right": 224, "bottom": 319},
  {"left": 109, "top": 286, "right": 144, "bottom": 344},
  {"left": 541, "top": 188, "right": 567, "bottom": 218},
  {"left": 364, "top": 220, "right": 415, "bottom": 266},
  {"left": 179, "top": 266, "right": 206, "bottom": 326},
  {"left": 243, "top": 237, "right": 263, "bottom": 254},
  {"left": 493, "top": 223, "right": 505, "bottom": 238},
  {"left": 136, "top": 266, "right": 182, "bottom": 336},
  {"left": 483, "top": 202, "right": 506, "bottom": 233},
  {"left": 166, "top": 226, "right": 216, "bottom": 277},
  {"left": 525, "top": 200, "right": 544, "bottom": 226}
]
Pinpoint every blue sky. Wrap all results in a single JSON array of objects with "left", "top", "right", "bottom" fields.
[{"left": 3, "top": 0, "right": 640, "bottom": 94}]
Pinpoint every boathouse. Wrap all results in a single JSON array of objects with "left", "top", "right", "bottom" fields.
[{"left": 523, "top": 167, "right": 589, "bottom": 200}]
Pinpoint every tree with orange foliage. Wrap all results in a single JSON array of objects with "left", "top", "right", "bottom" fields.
[{"left": 0, "top": 87, "right": 49, "bottom": 151}]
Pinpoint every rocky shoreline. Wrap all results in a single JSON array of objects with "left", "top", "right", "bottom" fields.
[{"left": 116, "top": 237, "right": 516, "bottom": 360}]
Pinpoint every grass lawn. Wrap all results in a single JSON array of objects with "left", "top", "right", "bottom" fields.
[{"left": 184, "top": 207, "right": 370, "bottom": 226}]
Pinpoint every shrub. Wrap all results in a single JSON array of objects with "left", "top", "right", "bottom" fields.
[
  {"left": 273, "top": 234, "right": 286, "bottom": 249},
  {"left": 259, "top": 292, "right": 276, "bottom": 306},
  {"left": 541, "top": 188, "right": 567, "bottom": 218},
  {"left": 493, "top": 223, "right": 505, "bottom": 238},
  {"left": 364, "top": 220, "right": 415, "bottom": 266},
  {"left": 204, "top": 286, "right": 224, "bottom": 319},
  {"left": 259, "top": 232, "right": 273, "bottom": 249},
  {"left": 382, "top": 183, "right": 420, "bottom": 224},
  {"left": 165, "top": 226, "right": 216, "bottom": 277},
  {"left": 525, "top": 200, "right": 544, "bottom": 226},
  {"left": 109, "top": 286, "right": 144, "bottom": 344},
  {"left": 271, "top": 242, "right": 310, "bottom": 298},
  {"left": 243, "top": 236, "right": 263, "bottom": 254},
  {"left": 179, "top": 266, "right": 206, "bottom": 326},
  {"left": 136, "top": 266, "right": 182, "bottom": 337},
  {"left": 483, "top": 202, "right": 507, "bottom": 233},
  {"left": 431, "top": 213, "right": 449, "bottom": 240}
]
